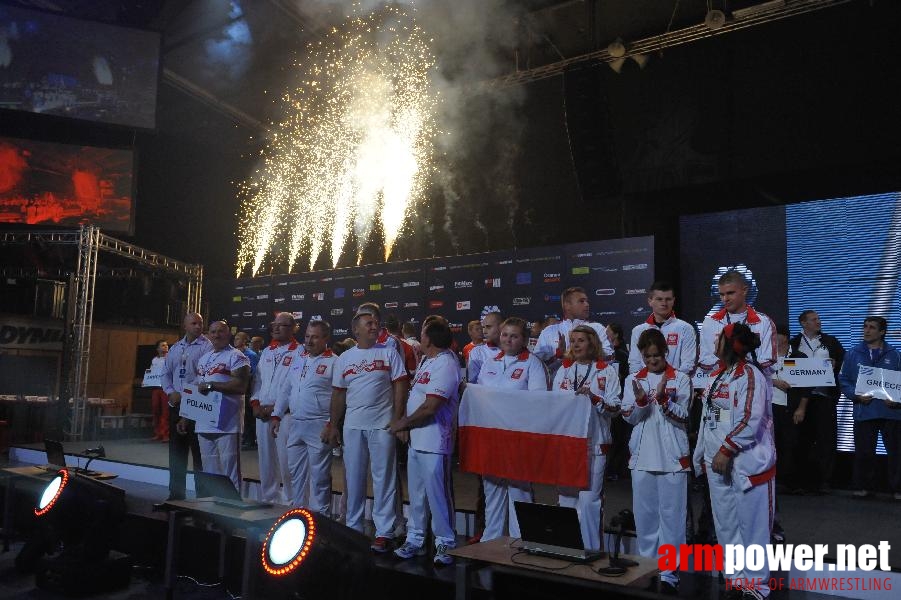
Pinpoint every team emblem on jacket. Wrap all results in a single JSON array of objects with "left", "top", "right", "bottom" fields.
[
  {"left": 596, "top": 376, "right": 606, "bottom": 390},
  {"left": 283, "top": 356, "right": 293, "bottom": 366},
  {"left": 666, "top": 387, "right": 676, "bottom": 396},
  {"left": 316, "top": 364, "right": 327, "bottom": 375},
  {"left": 715, "top": 384, "right": 730, "bottom": 399},
  {"left": 511, "top": 368, "right": 524, "bottom": 379},
  {"left": 417, "top": 372, "right": 431, "bottom": 384},
  {"left": 667, "top": 333, "right": 678, "bottom": 345}
]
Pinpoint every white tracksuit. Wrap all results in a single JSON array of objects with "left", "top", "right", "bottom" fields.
[
  {"left": 476, "top": 349, "right": 549, "bottom": 541},
  {"left": 332, "top": 344, "right": 408, "bottom": 538},
  {"left": 693, "top": 360, "right": 776, "bottom": 597},
  {"left": 466, "top": 342, "right": 498, "bottom": 383},
  {"left": 273, "top": 349, "right": 337, "bottom": 514},
  {"left": 621, "top": 365, "right": 691, "bottom": 585},
  {"left": 251, "top": 340, "right": 304, "bottom": 503},
  {"left": 404, "top": 349, "right": 461, "bottom": 550},
  {"left": 552, "top": 359, "right": 621, "bottom": 551},
  {"left": 533, "top": 320, "right": 613, "bottom": 379},
  {"left": 628, "top": 313, "right": 698, "bottom": 375},
  {"left": 698, "top": 307, "right": 777, "bottom": 375}
]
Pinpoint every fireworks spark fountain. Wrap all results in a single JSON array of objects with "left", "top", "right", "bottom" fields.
[{"left": 236, "top": 3, "right": 440, "bottom": 276}]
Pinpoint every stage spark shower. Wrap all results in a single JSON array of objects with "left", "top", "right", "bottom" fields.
[{"left": 236, "top": 4, "right": 441, "bottom": 276}]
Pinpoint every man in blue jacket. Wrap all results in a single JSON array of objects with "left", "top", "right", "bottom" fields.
[{"left": 838, "top": 316, "right": 901, "bottom": 500}]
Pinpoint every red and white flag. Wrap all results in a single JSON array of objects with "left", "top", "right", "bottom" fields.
[{"left": 458, "top": 384, "right": 590, "bottom": 488}]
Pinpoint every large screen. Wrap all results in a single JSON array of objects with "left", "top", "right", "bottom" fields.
[
  {"left": 680, "top": 192, "right": 901, "bottom": 453},
  {"left": 228, "top": 237, "right": 654, "bottom": 349},
  {"left": 0, "top": 5, "right": 160, "bottom": 129},
  {"left": 0, "top": 136, "right": 134, "bottom": 233}
]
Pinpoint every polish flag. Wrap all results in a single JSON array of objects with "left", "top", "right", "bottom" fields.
[{"left": 458, "top": 384, "right": 590, "bottom": 488}]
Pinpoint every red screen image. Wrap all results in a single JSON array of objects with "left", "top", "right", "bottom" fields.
[{"left": 0, "top": 136, "right": 134, "bottom": 233}]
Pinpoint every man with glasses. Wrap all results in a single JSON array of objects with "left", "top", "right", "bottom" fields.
[{"left": 251, "top": 312, "right": 304, "bottom": 503}]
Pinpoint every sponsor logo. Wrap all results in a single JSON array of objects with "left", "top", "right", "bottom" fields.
[
  {"left": 256, "top": 294, "right": 269, "bottom": 300},
  {"left": 432, "top": 266, "right": 447, "bottom": 271},
  {"left": 573, "top": 252, "right": 592, "bottom": 258},
  {"left": 312, "top": 292, "right": 325, "bottom": 301},
  {"left": 292, "top": 311, "right": 303, "bottom": 319},
  {"left": 667, "top": 333, "right": 679, "bottom": 346},
  {"left": 571, "top": 266, "right": 589, "bottom": 275},
  {"left": 429, "top": 284, "right": 445, "bottom": 292},
  {"left": 369, "top": 283, "right": 382, "bottom": 291},
  {"left": 496, "top": 259, "right": 512, "bottom": 265},
  {"left": 544, "top": 294, "right": 562, "bottom": 302},
  {"left": 596, "top": 311, "right": 618, "bottom": 317},
  {"left": 230, "top": 313, "right": 239, "bottom": 318},
  {"left": 334, "top": 288, "right": 345, "bottom": 299},
  {"left": 402, "top": 281, "right": 420, "bottom": 288},
  {"left": 310, "top": 314, "right": 323, "bottom": 322},
  {"left": 352, "top": 288, "right": 365, "bottom": 297},
  {"left": 513, "top": 297, "right": 531, "bottom": 306},
  {"left": 232, "top": 295, "right": 242, "bottom": 302},
  {"left": 625, "top": 288, "right": 646, "bottom": 295},
  {"left": 449, "top": 322, "right": 463, "bottom": 333},
  {"left": 454, "top": 280, "right": 473, "bottom": 289},
  {"left": 592, "top": 266, "right": 618, "bottom": 272},
  {"left": 316, "top": 364, "right": 327, "bottom": 375},
  {"left": 333, "top": 328, "right": 348, "bottom": 336},
  {"left": 320, "top": 276, "right": 333, "bottom": 282},
  {"left": 428, "top": 300, "right": 444, "bottom": 309},
  {"left": 456, "top": 301, "right": 471, "bottom": 310},
  {"left": 384, "top": 302, "right": 399, "bottom": 309},
  {"left": 543, "top": 273, "right": 561, "bottom": 283},
  {"left": 595, "top": 289, "right": 616, "bottom": 296},
  {"left": 403, "top": 302, "right": 419, "bottom": 308},
  {"left": 511, "top": 368, "right": 524, "bottom": 380},
  {"left": 242, "top": 311, "right": 253, "bottom": 317},
  {"left": 630, "top": 307, "right": 650, "bottom": 316},
  {"left": 273, "top": 296, "right": 285, "bottom": 303},
  {"left": 485, "top": 277, "right": 501, "bottom": 288},
  {"left": 622, "top": 263, "right": 648, "bottom": 271},
  {"left": 330, "top": 308, "right": 344, "bottom": 316},
  {"left": 515, "top": 272, "right": 532, "bottom": 285},
  {"left": 291, "top": 294, "right": 305, "bottom": 301},
  {"left": 256, "top": 312, "right": 267, "bottom": 317}
]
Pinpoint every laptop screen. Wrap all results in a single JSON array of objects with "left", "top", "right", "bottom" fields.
[
  {"left": 514, "top": 502, "right": 586, "bottom": 551},
  {"left": 194, "top": 471, "right": 242, "bottom": 501},
  {"left": 44, "top": 439, "right": 67, "bottom": 467}
]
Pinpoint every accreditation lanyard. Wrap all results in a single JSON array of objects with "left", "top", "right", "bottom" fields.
[{"left": 572, "top": 363, "right": 594, "bottom": 390}]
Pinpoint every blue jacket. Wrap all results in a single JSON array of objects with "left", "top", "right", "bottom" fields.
[{"left": 838, "top": 341, "right": 901, "bottom": 421}]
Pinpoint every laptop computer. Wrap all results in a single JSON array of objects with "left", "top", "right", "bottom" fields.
[
  {"left": 37, "top": 439, "right": 68, "bottom": 471},
  {"left": 194, "top": 471, "right": 271, "bottom": 510},
  {"left": 514, "top": 501, "right": 602, "bottom": 562}
]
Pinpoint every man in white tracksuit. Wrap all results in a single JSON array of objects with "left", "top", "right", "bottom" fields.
[
  {"left": 324, "top": 308, "right": 409, "bottom": 553},
  {"left": 250, "top": 312, "right": 304, "bottom": 503},
  {"left": 628, "top": 281, "right": 698, "bottom": 375},
  {"left": 273, "top": 319, "right": 336, "bottom": 514},
  {"left": 466, "top": 311, "right": 502, "bottom": 384},
  {"left": 390, "top": 316, "right": 461, "bottom": 566},
  {"left": 533, "top": 287, "right": 613, "bottom": 379},
  {"left": 621, "top": 328, "right": 692, "bottom": 594}
]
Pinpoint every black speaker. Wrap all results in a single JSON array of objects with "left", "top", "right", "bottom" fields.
[{"left": 563, "top": 64, "right": 622, "bottom": 203}]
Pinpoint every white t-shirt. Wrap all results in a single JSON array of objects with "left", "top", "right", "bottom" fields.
[
  {"left": 333, "top": 344, "right": 408, "bottom": 429},
  {"left": 476, "top": 349, "right": 549, "bottom": 391},
  {"left": 195, "top": 345, "right": 250, "bottom": 434},
  {"left": 407, "top": 350, "right": 461, "bottom": 454},
  {"left": 276, "top": 349, "right": 337, "bottom": 421}
]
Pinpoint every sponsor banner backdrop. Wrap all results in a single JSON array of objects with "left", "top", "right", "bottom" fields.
[{"left": 230, "top": 237, "right": 653, "bottom": 348}]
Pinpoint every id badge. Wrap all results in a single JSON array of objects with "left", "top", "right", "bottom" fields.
[
  {"left": 179, "top": 368, "right": 186, "bottom": 378},
  {"left": 707, "top": 407, "right": 720, "bottom": 430}
]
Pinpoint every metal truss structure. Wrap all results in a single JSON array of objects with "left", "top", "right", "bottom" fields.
[{"left": 0, "top": 226, "right": 203, "bottom": 440}]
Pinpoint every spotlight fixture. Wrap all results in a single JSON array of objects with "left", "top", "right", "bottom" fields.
[
  {"left": 704, "top": 9, "right": 727, "bottom": 29},
  {"left": 606, "top": 38, "right": 626, "bottom": 58},
  {"left": 35, "top": 469, "right": 68, "bottom": 517},
  {"left": 631, "top": 53, "right": 650, "bottom": 69},
  {"left": 260, "top": 507, "right": 375, "bottom": 599}
]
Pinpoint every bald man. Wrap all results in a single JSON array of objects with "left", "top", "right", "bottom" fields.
[
  {"left": 250, "top": 312, "right": 304, "bottom": 503},
  {"left": 160, "top": 313, "right": 212, "bottom": 501}
]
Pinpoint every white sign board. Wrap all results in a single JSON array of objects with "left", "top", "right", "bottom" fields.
[
  {"left": 178, "top": 383, "right": 226, "bottom": 429},
  {"left": 780, "top": 357, "right": 836, "bottom": 387},
  {"left": 855, "top": 365, "right": 901, "bottom": 403},
  {"left": 142, "top": 368, "right": 163, "bottom": 388}
]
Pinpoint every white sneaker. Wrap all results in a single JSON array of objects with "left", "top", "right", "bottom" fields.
[
  {"left": 433, "top": 543, "right": 454, "bottom": 566},
  {"left": 394, "top": 541, "right": 426, "bottom": 559}
]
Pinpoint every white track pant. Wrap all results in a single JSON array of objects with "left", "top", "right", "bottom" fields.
[
  {"left": 707, "top": 468, "right": 775, "bottom": 597},
  {"left": 405, "top": 449, "right": 456, "bottom": 549},
  {"left": 557, "top": 453, "right": 606, "bottom": 552},
  {"left": 631, "top": 470, "right": 687, "bottom": 584},
  {"left": 256, "top": 413, "right": 293, "bottom": 503},
  {"left": 286, "top": 418, "right": 333, "bottom": 514},
  {"left": 482, "top": 477, "right": 533, "bottom": 542},
  {"left": 342, "top": 427, "right": 398, "bottom": 538},
  {"left": 198, "top": 433, "right": 241, "bottom": 492}
]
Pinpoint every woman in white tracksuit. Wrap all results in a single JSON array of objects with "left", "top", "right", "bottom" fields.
[
  {"left": 693, "top": 322, "right": 776, "bottom": 600},
  {"left": 621, "top": 328, "right": 692, "bottom": 593},
  {"left": 476, "top": 317, "right": 549, "bottom": 541},
  {"left": 552, "top": 324, "right": 621, "bottom": 552}
]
